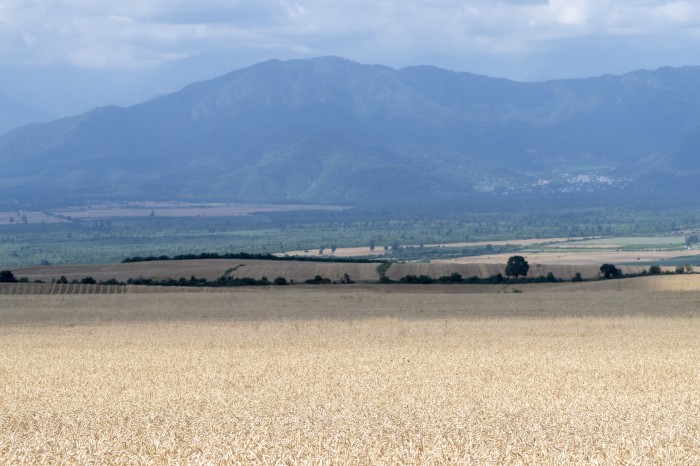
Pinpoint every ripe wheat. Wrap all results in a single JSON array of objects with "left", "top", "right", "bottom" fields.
[{"left": 1, "top": 290, "right": 699, "bottom": 464}]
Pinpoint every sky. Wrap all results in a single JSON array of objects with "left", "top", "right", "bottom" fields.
[{"left": 1, "top": 0, "right": 699, "bottom": 80}]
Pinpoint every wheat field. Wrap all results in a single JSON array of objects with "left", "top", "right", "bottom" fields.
[{"left": 1, "top": 288, "right": 699, "bottom": 464}]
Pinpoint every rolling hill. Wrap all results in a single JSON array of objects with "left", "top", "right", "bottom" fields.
[{"left": 1, "top": 56, "right": 700, "bottom": 204}]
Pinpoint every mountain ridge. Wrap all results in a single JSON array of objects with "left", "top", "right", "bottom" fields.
[{"left": 1, "top": 56, "right": 700, "bottom": 204}]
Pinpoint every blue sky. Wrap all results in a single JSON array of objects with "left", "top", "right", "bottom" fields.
[{"left": 1, "top": 0, "right": 699, "bottom": 80}]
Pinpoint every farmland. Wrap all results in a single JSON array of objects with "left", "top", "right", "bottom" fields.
[
  {"left": 0, "top": 202, "right": 347, "bottom": 225},
  {"left": 1, "top": 283, "right": 699, "bottom": 463},
  {"left": 2, "top": 256, "right": 647, "bottom": 286},
  {"left": 2, "top": 197, "right": 700, "bottom": 268},
  {"left": 6, "top": 233, "right": 693, "bottom": 286}
]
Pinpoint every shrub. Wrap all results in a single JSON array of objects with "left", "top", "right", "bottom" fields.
[
  {"left": 437, "top": 272, "right": 463, "bottom": 284},
  {"left": 305, "top": 275, "right": 332, "bottom": 285},
  {"left": 600, "top": 264, "right": 621, "bottom": 279},
  {"left": 273, "top": 277, "right": 288, "bottom": 286},
  {"left": 400, "top": 274, "right": 435, "bottom": 284},
  {"left": 0, "top": 270, "right": 18, "bottom": 283},
  {"left": 100, "top": 278, "right": 123, "bottom": 285}
]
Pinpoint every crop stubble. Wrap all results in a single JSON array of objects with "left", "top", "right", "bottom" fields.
[{"left": 1, "top": 288, "right": 699, "bottom": 464}]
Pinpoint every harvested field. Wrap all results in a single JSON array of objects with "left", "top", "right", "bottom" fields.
[
  {"left": 1, "top": 285, "right": 699, "bottom": 463},
  {"left": 4, "top": 273, "right": 700, "bottom": 296},
  {"left": 8, "top": 257, "right": 650, "bottom": 285},
  {"left": 11, "top": 259, "right": 383, "bottom": 284},
  {"left": 441, "top": 249, "right": 700, "bottom": 267},
  {"left": 227, "top": 261, "right": 380, "bottom": 283},
  {"left": 0, "top": 283, "right": 126, "bottom": 295},
  {"left": 385, "top": 262, "right": 647, "bottom": 280}
]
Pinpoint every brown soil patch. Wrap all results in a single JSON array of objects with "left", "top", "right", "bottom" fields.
[{"left": 11, "top": 259, "right": 382, "bottom": 284}]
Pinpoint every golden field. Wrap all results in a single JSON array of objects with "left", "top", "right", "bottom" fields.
[{"left": 1, "top": 285, "right": 700, "bottom": 464}]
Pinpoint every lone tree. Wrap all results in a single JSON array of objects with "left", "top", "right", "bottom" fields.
[
  {"left": 600, "top": 263, "right": 621, "bottom": 279},
  {"left": 505, "top": 256, "right": 529, "bottom": 278}
]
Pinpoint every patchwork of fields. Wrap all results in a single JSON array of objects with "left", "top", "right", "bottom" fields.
[
  {"left": 1, "top": 284, "right": 699, "bottom": 463},
  {"left": 6, "top": 255, "right": 658, "bottom": 286}
]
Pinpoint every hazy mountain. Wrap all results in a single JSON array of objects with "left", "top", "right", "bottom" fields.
[
  {"left": 1, "top": 57, "right": 700, "bottom": 204},
  {"left": 0, "top": 64, "right": 136, "bottom": 119},
  {"left": 0, "top": 49, "right": 298, "bottom": 124},
  {"left": 111, "top": 48, "right": 301, "bottom": 107},
  {"left": 0, "top": 94, "right": 53, "bottom": 135}
]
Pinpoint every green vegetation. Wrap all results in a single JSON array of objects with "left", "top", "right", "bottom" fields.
[
  {"left": 304, "top": 275, "right": 333, "bottom": 285},
  {"left": 2, "top": 198, "right": 700, "bottom": 267},
  {"left": 505, "top": 256, "right": 529, "bottom": 278},
  {"left": 125, "top": 276, "right": 273, "bottom": 287},
  {"left": 600, "top": 264, "right": 622, "bottom": 279},
  {"left": 122, "top": 251, "right": 380, "bottom": 264},
  {"left": 375, "top": 262, "right": 392, "bottom": 281},
  {"left": 392, "top": 272, "right": 564, "bottom": 285},
  {"left": 0, "top": 270, "right": 17, "bottom": 282}
]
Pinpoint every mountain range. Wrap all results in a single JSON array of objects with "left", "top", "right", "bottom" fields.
[{"left": 1, "top": 56, "right": 700, "bottom": 205}]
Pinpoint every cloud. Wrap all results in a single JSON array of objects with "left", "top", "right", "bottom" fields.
[
  {"left": 497, "top": 0, "right": 548, "bottom": 4},
  {"left": 0, "top": 0, "right": 698, "bottom": 77}
]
